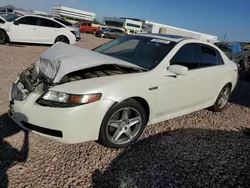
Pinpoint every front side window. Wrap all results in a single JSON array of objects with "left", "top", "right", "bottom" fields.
[
  {"left": 93, "top": 35, "right": 177, "bottom": 70},
  {"left": 170, "top": 43, "right": 201, "bottom": 70},
  {"left": 18, "top": 16, "right": 38, "bottom": 25}
]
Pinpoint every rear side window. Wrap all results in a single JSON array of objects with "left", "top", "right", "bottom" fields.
[
  {"left": 217, "top": 51, "right": 225, "bottom": 65},
  {"left": 18, "top": 16, "right": 38, "bottom": 26},
  {"left": 55, "top": 19, "right": 72, "bottom": 26},
  {"left": 170, "top": 43, "right": 201, "bottom": 70},
  {"left": 0, "top": 18, "right": 4, "bottom": 23},
  {"left": 200, "top": 45, "right": 219, "bottom": 67},
  {"left": 40, "top": 18, "right": 63, "bottom": 28}
]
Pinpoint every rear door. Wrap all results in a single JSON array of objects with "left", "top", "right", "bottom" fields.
[
  {"left": 196, "top": 44, "right": 226, "bottom": 103},
  {"left": 10, "top": 16, "right": 39, "bottom": 42},
  {"left": 36, "top": 18, "right": 63, "bottom": 43}
]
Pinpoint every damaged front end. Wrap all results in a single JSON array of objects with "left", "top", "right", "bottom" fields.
[
  {"left": 10, "top": 63, "right": 142, "bottom": 102},
  {"left": 10, "top": 65, "right": 50, "bottom": 102}
]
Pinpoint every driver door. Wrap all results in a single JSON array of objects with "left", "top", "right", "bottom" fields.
[
  {"left": 10, "top": 16, "right": 39, "bottom": 42},
  {"left": 155, "top": 43, "right": 203, "bottom": 119}
]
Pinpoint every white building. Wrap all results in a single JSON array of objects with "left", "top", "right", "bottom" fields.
[
  {"left": 52, "top": 5, "right": 95, "bottom": 23},
  {"left": 143, "top": 21, "right": 218, "bottom": 41},
  {"left": 103, "top": 17, "right": 217, "bottom": 41},
  {"left": 103, "top": 17, "right": 143, "bottom": 31},
  {"left": 31, "top": 10, "right": 48, "bottom": 16}
]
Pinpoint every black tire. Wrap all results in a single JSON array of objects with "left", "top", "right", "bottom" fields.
[
  {"left": 54, "top": 35, "right": 69, "bottom": 44},
  {"left": 210, "top": 84, "right": 231, "bottom": 112},
  {"left": 0, "top": 29, "right": 7, "bottom": 44},
  {"left": 240, "top": 57, "right": 249, "bottom": 71},
  {"left": 98, "top": 99, "right": 147, "bottom": 148}
]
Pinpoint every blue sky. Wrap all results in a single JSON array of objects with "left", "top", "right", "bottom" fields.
[{"left": 1, "top": 0, "right": 249, "bottom": 42}]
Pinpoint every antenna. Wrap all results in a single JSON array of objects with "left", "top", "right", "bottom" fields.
[
  {"left": 149, "top": 12, "right": 152, "bottom": 24},
  {"left": 223, "top": 31, "right": 227, "bottom": 41}
]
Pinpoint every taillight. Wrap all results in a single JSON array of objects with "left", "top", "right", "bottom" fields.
[{"left": 71, "top": 30, "right": 76, "bottom": 35}]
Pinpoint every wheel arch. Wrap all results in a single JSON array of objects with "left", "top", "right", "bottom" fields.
[
  {"left": 107, "top": 96, "right": 150, "bottom": 124},
  {"left": 54, "top": 35, "right": 69, "bottom": 44},
  {"left": 0, "top": 28, "right": 10, "bottom": 42}
]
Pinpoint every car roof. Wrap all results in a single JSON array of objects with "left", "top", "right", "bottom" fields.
[
  {"left": 21, "top": 14, "right": 55, "bottom": 20},
  {"left": 133, "top": 33, "right": 188, "bottom": 42}
]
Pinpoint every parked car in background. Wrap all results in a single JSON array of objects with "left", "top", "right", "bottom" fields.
[
  {"left": 78, "top": 22, "right": 100, "bottom": 34},
  {"left": 0, "top": 14, "right": 76, "bottom": 44},
  {"left": 95, "top": 27, "right": 110, "bottom": 38},
  {"left": 214, "top": 41, "right": 250, "bottom": 70},
  {"left": 54, "top": 18, "right": 81, "bottom": 41},
  {"left": 9, "top": 34, "right": 238, "bottom": 148},
  {"left": 103, "top": 28, "right": 126, "bottom": 39}
]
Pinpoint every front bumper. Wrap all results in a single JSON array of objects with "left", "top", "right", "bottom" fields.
[{"left": 9, "top": 92, "right": 114, "bottom": 144}]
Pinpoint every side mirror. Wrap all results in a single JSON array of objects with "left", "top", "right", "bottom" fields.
[
  {"left": 167, "top": 65, "right": 188, "bottom": 75},
  {"left": 14, "top": 20, "right": 19, "bottom": 25}
]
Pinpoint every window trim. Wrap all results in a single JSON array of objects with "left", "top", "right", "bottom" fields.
[
  {"left": 169, "top": 42, "right": 225, "bottom": 71},
  {"left": 37, "top": 17, "right": 64, "bottom": 28}
]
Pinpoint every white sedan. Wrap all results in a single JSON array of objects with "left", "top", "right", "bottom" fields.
[
  {"left": 9, "top": 34, "right": 238, "bottom": 148},
  {"left": 0, "top": 14, "right": 76, "bottom": 44}
]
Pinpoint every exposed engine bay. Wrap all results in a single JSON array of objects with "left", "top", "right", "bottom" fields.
[
  {"left": 60, "top": 64, "right": 142, "bottom": 83},
  {"left": 12, "top": 64, "right": 142, "bottom": 101}
]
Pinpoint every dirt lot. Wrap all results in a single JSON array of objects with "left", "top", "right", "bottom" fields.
[{"left": 1, "top": 34, "right": 250, "bottom": 188}]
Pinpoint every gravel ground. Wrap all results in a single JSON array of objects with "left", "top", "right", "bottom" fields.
[{"left": 1, "top": 34, "right": 250, "bottom": 188}]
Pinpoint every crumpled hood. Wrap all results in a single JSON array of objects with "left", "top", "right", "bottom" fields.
[{"left": 35, "top": 42, "right": 141, "bottom": 83}]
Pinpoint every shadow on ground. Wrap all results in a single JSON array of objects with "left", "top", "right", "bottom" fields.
[
  {"left": 92, "top": 128, "right": 250, "bottom": 187},
  {"left": 0, "top": 114, "right": 29, "bottom": 188}
]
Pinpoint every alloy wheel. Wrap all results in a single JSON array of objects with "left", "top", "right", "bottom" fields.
[
  {"left": 56, "top": 36, "right": 68, "bottom": 44},
  {"left": 106, "top": 107, "right": 142, "bottom": 145},
  {"left": 218, "top": 87, "right": 230, "bottom": 109}
]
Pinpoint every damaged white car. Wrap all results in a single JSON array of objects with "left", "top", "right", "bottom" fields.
[{"left": 9, "top": 34, "right": 238, "bottom": 148}]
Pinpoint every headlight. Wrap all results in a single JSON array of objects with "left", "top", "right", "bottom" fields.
[{"left": 37, "top": 91, "right": 102, "bottom": 107}]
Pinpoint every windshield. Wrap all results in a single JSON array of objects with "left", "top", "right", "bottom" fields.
[
  {"left": 93, "top": 35, "right": 177, "bottom": 70},
  {"left": 1, "top": 14, "right": 21, "bottom": 22}
]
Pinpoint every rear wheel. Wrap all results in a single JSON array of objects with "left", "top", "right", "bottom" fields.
[
  {"left": 240, "top": 57, "right": 250, "bottom": 71},
  {"left": 98, "top": 99, "right": 147, "bottom": 148},
  {"left": 0, "top": 30, "right": 7, "bottom": 44},
  {"left": 54, "top": 35, "right": 69, "bottom": 44},
  {"left": 210, "top": 84, "right": 231, "bottom": 112}
]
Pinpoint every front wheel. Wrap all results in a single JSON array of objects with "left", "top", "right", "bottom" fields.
[
  {"left": 210, "top": 84, "right": 231, "bottom": 112},
  {"left": 98, "top": 99, "right": 147, "bottom": 148},
  {"left": 54, "top": 35, "right": 69, "bottom": 44}
]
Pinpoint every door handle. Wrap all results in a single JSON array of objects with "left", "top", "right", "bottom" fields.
[{"left": 32, "top": 28, "right": 37, "bottom": 30}]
